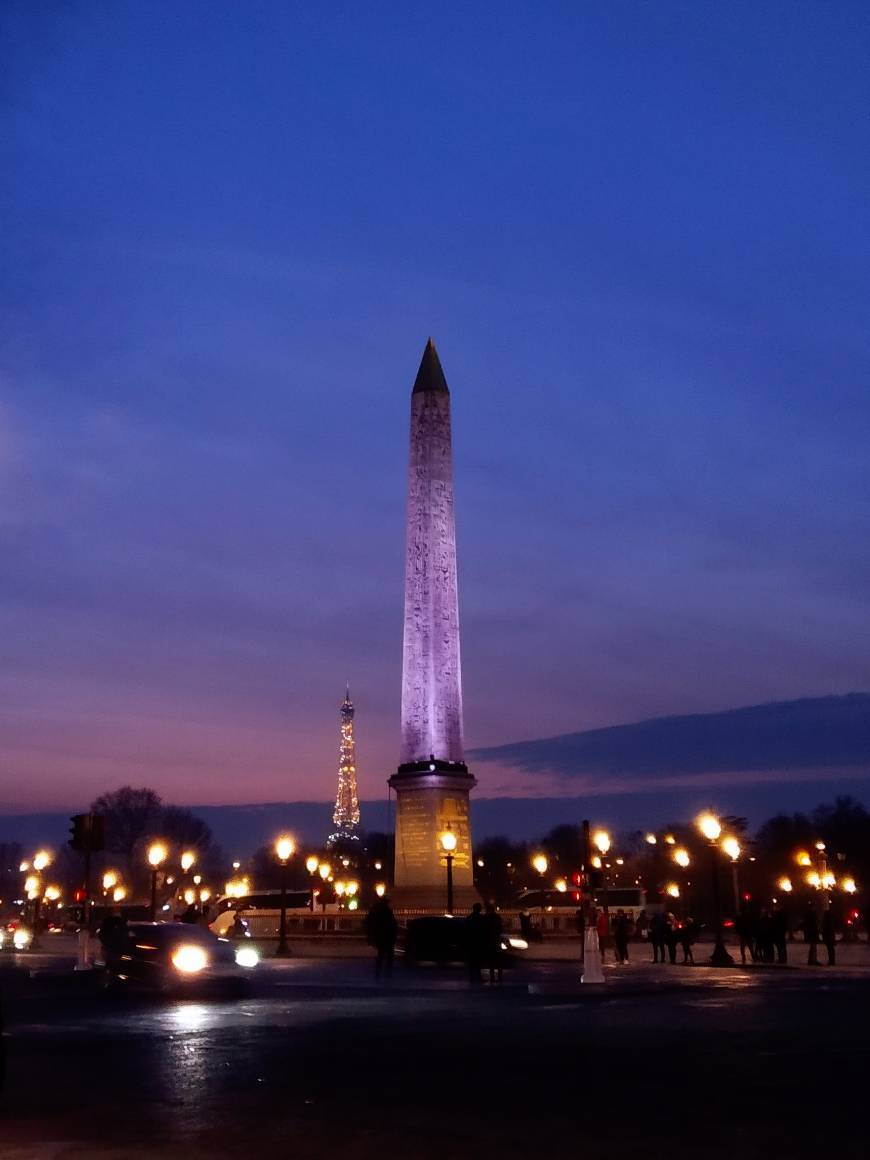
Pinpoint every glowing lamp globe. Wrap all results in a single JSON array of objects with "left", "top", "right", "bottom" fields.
[
  {"left": 555, "top": 878, "right": 568, "bottom": 893},
  {"left": 592, "top": 831, "right": 611, "bottom": 855},
  {"left": 673, "top": 848, "right": 690, "bottom": 869},
  {"left": 666, "top": 883, "right": 680, "bottom": 899},
  {"left": 796, "top": 851, "right": 812, "bottom": 867},
  {"left": 777, "top": 877, "right": 793, "bottom": 893},
  {"left": 102, "top": 871, "right": 118, "bottom": 891},
  {"left": 842, "top": 878, "right": 857, "bottom": 894},
  {"left": 375, "top": 883, "right": 386, "bottom": 898},
  {"left": 805, "top": 871, "right": 821, "bottom": 889},
  {"left": 532, "top": 853, "right": 548, "bottom": 875},
  {"left": 33, "top": 850, "right": 52, "bottom": 872},
  {"left": 113, "top": 886, "right": 127, "bottom": 903},
  {"left": 441, "top": 829, "right": 458, "bottom": 854},
  {"left": 721, "top": 837, "right": 741, "bottom": 862},
  {"left": 306, "top": 856, "right": 319, "bottom": 875},
  {"left": 645, "top": 833, "right": 657, "bottom": 845},
  {"left": 180, "top": 851, "right": 196, "bottom": 873},
  {"left": 147, "top": 843, "right": 168, "bottom": 869},
  {"left": 697, "top": 813, "right": 721, "bottom": 842},
  {"left": 275, "top": 836, "right": 295, "bottom": 863},
  {"left": 318, "top": 863, "right": 331, "bottom": 881}
]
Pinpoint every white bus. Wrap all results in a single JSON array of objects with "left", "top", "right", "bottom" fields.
[{"left": 211, "top": 890, "right": 341, "bottom": 938}]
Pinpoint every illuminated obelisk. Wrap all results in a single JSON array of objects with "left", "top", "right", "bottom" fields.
[{"left": 389, "top": 339, "right": 477, "bottom": 908}]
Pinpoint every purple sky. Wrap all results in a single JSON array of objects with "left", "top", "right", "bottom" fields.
[{"left": 1, "top": 4, "right": 868, "bottom": 812}]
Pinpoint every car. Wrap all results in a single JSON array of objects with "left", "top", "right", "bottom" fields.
[
  {"left": 102, "top": 922, "right": 259, "bottom": 994},
  {"left": 401, "top": 915, "right": 528, "bottom": 967}
]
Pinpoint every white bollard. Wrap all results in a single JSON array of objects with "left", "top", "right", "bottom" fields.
[
  {"left": 74, "top": 928, "right": 92, "bottom": 971},
  {"left": 582, "top": 927, "right": 605, "bottom": 984}
]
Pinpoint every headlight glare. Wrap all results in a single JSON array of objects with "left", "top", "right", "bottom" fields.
[{"left": 171, "top": 944, "right": 208, "bottom": 973}]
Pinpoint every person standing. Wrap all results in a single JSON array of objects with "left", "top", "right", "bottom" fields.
[
  {"left": 364, "top": 895, "right": 398, "bottom": 979},
  {"left": 482, "top": 903, "right": 504, "bottom": 984},
  {"left": 596, "top": 907, "right": 611, "bottom": 964},
  {"left": 680, "top": 917, "right": 697, "bottom": 964},
  {"left": 649, "top": 912, "right": 666, "bottom": 963},
  {"left": 771, "top": 905, "right": 788, "bottom": 965},
  {"left": 802, "top": 905, "right": 820, "bottom": 966},
  {"left": 465, "top": 902, "right": 487, "bottom": 984},
  {"left": 613, "top": 911, "right": 630, "bottom": 964},
  {"left": 821, "top": 907, "right": 836, "bottom": 966},
  {"left": 574, "top": 906, "right": 586, "bottom": 964}
]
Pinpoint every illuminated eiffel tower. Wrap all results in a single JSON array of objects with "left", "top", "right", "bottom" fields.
[{"left": 328, "top": 685, "right": 361, "bottom": 846}]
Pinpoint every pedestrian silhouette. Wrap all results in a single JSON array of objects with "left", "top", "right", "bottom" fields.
[
  {"left": 802, "top": 905, "right": 820, "bottom": 965},
  {"left": 364, "top": 896, "right": 398, "bottom": 978},
  {"left": 465, "top": 902, "right": 486, "bottom": 984},
  {"left": 821, "top": 908, "right": 836, "bottom": 966},
  {"left": 483, "top": 902, "right": 504, "bottom": 984}
]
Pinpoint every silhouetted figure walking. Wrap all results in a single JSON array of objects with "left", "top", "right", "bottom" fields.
[{"left": 364, "top": 896, "right": 398, "bottom": 978}]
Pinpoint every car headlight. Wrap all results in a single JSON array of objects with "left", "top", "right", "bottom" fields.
[
  {"left": 171, "top": 944, "right": 209, "bottom": 973},
  {"left": 508, "top": 937, "right": 528, "bottom": 950},
  {"left": 13, "top": 928, "right": 32, "bottom": 950},
  {"left": 235, "top": 947, "right": 259, "bottom": 969}
]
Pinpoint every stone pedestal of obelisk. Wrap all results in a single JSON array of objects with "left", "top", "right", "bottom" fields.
[{"left": 389, "top": 339, "right": 477, "bottom": 910}]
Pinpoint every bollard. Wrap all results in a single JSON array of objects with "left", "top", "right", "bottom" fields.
[
  {"left": 581, "top": 927, "right": 605, "bottom": 984},
  {"left": 74, "top": 928, "right": 92, "bottom": 971}
]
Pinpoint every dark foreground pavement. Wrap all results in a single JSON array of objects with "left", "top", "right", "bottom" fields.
[{"left": 2, "top": 956, "right": 868, "bottom": 1159}]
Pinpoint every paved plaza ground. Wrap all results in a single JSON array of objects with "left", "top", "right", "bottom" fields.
[{"left": 2, "top": 939, "right": 869, "bottom": 1159}]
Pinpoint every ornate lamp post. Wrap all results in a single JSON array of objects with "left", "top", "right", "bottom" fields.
[
  {"left": 147, "top": 843, "right": 168, "bottom": 921},
  {"left": 305, "top": 856, "right": 320, "bottom": 914},
  {"left": 318, "top": 862, "right": 331, "bottom": 914},
  {"left": 696, "top": 813, "right": 733, "bottom": 966},
  {"left": 440, "top": 827, "right": 458, "bottom": 914},
  {"left": 592, "top": 831, "right": 611, "bottom": 919},
  {"left": 274, "top": 835, "right": 296, "bottom": 956},
  {"left": 531, "top": 853, "right": 549, "bottom": 933},
  {"left": 721, "top": 836, "right": 742, "bottom": 915},
  {"left": 672, "top": 847, "right": 691, "bottom": 916}
]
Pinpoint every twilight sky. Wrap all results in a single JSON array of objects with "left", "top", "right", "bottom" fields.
[{"left": 1, "top": 3, "right": 868, "bottom": 812}]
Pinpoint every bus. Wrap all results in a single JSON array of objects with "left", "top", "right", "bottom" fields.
[
  {"left": 516, "top": 887, "right": 658, "bottom": 921},
  {"left": 210, "top": 890, "right": 341, "bottom": 937}
]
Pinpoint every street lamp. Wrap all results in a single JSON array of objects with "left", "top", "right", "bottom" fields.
[
  {"left": 531, "top": 852, "right": 548, "bottom": 932},
  {"left": 695, "top": 813, "right": 732, "bottom": 966},
  {"left": 113, "top": 886, "right": 127, "bottom": 903},
  {"left": 441, "top": 827, "right": 457, "bottom": 915},
  {"left": 318, "top": 862, "right": 331, "bottom": 914},
  {"left": 777, "top": 876, "right": 793, "bottom": 894},
  {"left": 375, "top": 883, "right": 386, "bottom": 898},
  {"left": 305, "top": 855, "right": 319, "bottom": 914},
  {"left": 721, "top": 836, "right": 742, "bottom": 915},
  {"left": 180, "top": 851, "right": 196, "bottom": 874},
  {"left": 147, "top": 843, "right": 168, "bottom": 921},
  {"left": 672, "top": 847, "right": 691, "bottom": 916},
  {"left": 274, "top": 834, "right": 296, "bottom": 957},
  {"left": 592, "top": 831, "right": 611, "bottom": 919}
]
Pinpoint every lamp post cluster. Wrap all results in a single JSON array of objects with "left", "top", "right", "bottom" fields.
[{"left": 20, "top": 849, "right": 60, "bottom": 950}]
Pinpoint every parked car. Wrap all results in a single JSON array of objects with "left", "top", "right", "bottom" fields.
[
  {"left": 102, "top": 922, "right": 259, "bottom": 994},
  {"left": 400, "top": 915, "right": 528, "bottom": 967}
]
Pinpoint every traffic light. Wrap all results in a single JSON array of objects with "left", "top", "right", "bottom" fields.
[
  {"left": 69, "top": 814, "right": 88, "bottom": 851},
  {"left": 69, "top": 813, "right": 106, "bottom": 853}
]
